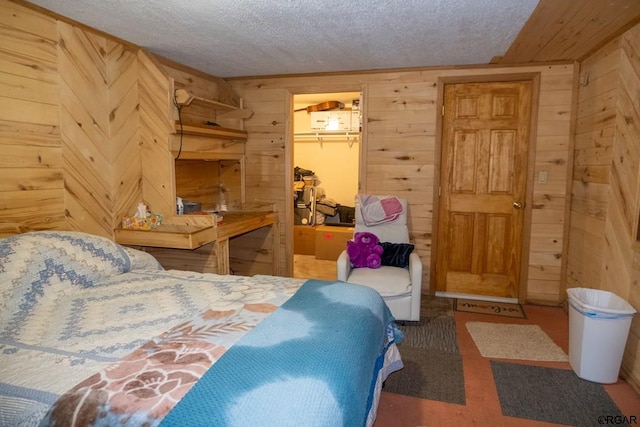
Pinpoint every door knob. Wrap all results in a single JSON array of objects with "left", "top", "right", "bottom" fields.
[{"left": 513, "top": 201, "right": 523, "bottom": 209}]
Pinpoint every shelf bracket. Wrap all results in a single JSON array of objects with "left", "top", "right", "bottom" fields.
[{"left": 174, "top": 89, "right": 194, "bottom": 106}]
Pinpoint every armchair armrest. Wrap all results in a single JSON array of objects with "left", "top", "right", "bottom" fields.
[
  {"left": 409, "top": 251, "right": 423, "bottom": 296},
  {"left": 337, "top": 250, "right": 352, "bottom": 281}
]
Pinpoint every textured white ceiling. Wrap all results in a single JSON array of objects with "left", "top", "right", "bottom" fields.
[{"left": 27, "top": 0, "right": 540, "bottom": 78}]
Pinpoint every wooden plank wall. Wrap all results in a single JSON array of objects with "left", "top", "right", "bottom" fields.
[
  {"left": 0, "top": 0, "right": 576, "bottom": 305},
  {"left": 500, "top": 0, "right": 640, "bottom": 64},
  {"left": 0, "top": 0, "right": 144, "bottom": 237},
  {"left": 567, "top": 37, "right": 619, "bottom": 288},
  {"left": 0, "top": 1, "right": 65, "bottom": 232},
  {"left": 0, "top": 0, "right": 276, "bottom": 277},
  {"left": 568, "top": 23, "right": 640, "bottom": 392},
  {"left": 175, "top": 159, "right": 243, "bottom": 210},
  {"left": 567, "top": 25, "right": 640, "bottom": 390},
  {"left": 228, "top": 63, "right": 576, "bottom": 304},
  {"left": 613, "top": 22, "right": 640, "bottom": 387},
  {"left": 58, "top": 21, "right": 112, "bottom": 236},
  {"left": 137, "top": 50, "right": 174, "bottom": 219},
  {"left": 109, "top": 41, "right": 142, "bottom": 227},
  {"left": 0, "top": 0, "right": 233, "bottom": 235}
]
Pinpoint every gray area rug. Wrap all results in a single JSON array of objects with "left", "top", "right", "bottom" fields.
[
  {"left": 491, "top": 361, "right": 624, "bottom": 426},
  {"left": 399, "top": 314, "right": 460, "bottom": 354},
  {"left": 383, "top": 297, "right": 465, "bottom": 404}
]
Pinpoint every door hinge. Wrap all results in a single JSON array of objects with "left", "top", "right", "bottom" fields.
[
  {"left": 441, "top": 105, "right": 445, "bottom": 116},
  {"left": 438, "top": 186, "right": 441, "bottom": 197}
]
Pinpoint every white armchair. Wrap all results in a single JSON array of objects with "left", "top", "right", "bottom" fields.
[{"left": 337, "top": 196, "right": 422, "bottom": 321}]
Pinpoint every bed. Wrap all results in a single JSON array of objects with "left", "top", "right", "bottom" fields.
[{"left": 0, "top": 231, "right": 403, "bottom": 426}]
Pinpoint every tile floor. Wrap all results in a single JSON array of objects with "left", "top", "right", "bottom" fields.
[{"left": 374, "top": 302, "right": 640, "bottom": 427}]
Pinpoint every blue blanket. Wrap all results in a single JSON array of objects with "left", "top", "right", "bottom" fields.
[{"left": 159, "top": 279, "right": 402, "bottom": 427}]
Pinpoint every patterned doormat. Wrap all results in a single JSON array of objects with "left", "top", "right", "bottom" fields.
[{"left": 455, "top": 298, "right": 525, "bottom": 318}]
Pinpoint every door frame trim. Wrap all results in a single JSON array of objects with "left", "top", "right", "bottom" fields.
[{"left": 431, "top": 73, "right": 541, "bottom": 304}]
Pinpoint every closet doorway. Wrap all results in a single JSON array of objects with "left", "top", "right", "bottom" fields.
[{"left": 292, "top": 91, "right": 361, "bottom": 279}]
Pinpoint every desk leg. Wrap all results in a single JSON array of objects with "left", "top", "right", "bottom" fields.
[
  {"left": 215, "top": 239, "right": 230, "bottom": 275},
  {"left": 272, "top": 221, "right": 280, "bottom": 275}
]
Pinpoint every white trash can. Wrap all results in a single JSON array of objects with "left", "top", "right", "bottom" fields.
[{"left": 567, "top": 287, "right": 636, "bottom": 383}]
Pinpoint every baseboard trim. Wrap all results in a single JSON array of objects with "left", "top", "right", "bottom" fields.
[{"left": 435, "top": 291, "right": 518, "bottom": 304}]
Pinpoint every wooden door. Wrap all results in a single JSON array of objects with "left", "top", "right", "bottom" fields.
[{"left": 435, "top": 81, "right": 532, "bottom": 299}]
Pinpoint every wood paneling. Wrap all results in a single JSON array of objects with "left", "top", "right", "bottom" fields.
[
  {"left": 0, "top": 0, "right": 240, "bottom": 244},
  {"left": 567, "top": 33, "right": 621, "bottom": 288},
  {"left": 137, "top": 49, "right": 175, "bottom": 218},
  {"left": 500, "top": 0, "right": 640, "bottom": 64},
  {"left": 229, "top": 64, "right": 575, "bottom": 303},
  {"left": 567, "top": 23, "right": 640, "bottom": 393},
  {"left": 0, "top": 0, "right": 145, "bottom": 236},
  {"left": 175, "top": 158, "right": 243, "bottom": 211},
  {"left": 0, "top": 0, "right": 62, "bottom": 232},
  {"left": 58, "top": 21, "right": 113, "bottom": 236},
  {"left": 605, "top": 25, "right": 640, "bottom": 392},
  {"left": 108, "top": 41, "right": 142, "bottom": 228}
]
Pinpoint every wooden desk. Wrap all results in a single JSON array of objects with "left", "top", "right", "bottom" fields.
[
  {"left": 210, "top": 211, "right": 278, "bottom": 274},
  {"left": 114, "top": 223, "right": 216, "bottom": 250},
  {"left": 115, "top": 211, "right": 278, "bottom": 275}
]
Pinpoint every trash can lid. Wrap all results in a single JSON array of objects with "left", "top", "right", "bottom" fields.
[{"left": 567, "top": 287, "right": 636, "bottom": 315}]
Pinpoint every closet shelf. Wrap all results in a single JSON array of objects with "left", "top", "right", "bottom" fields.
[
  {"left": 294, "top": 131, "right": 360, "bottom": 146},
  {"left": 174, "top": 122, "right": 247, "bottom": 140},
  {"left": 295, "top": 131, "right": 360, "bottom": 139}
]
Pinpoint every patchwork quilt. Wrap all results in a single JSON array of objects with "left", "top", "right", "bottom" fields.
[{"left": 0, "top": 231, "right": 402, "bottom": 426}]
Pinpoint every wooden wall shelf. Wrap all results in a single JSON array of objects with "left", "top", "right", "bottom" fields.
[
  {"left": 174, "top": 122, "right": 247, "bottom": 140},
  {"left": 174, "top": 89, "right": 238, "bottom": 110}
]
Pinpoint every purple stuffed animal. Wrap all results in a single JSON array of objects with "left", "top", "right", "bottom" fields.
[{"left": 347, "top": 231, "right": 383, "bottom": 269}]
